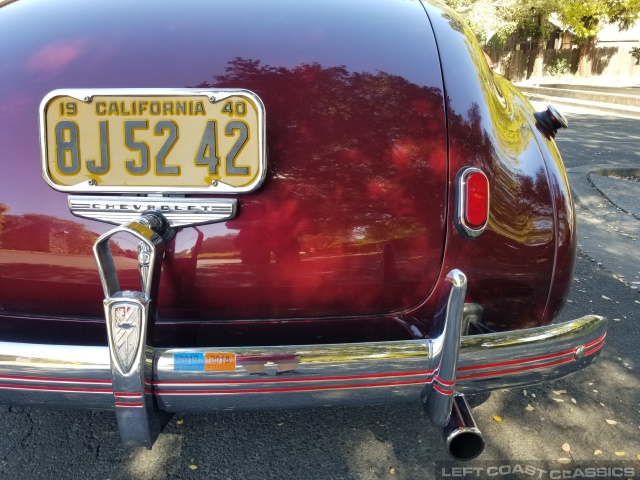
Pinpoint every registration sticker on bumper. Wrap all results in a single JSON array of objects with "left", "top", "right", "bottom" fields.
[
  {"left": 173, "top": 352, "right": 204, "bottom": 371},
  {"left": 205, "top": 352, "right": 236, "bottom": 371}
]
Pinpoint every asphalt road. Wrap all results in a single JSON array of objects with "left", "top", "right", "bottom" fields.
[{"left": 1, "top": 109, "right": 639, "bottom": 480}]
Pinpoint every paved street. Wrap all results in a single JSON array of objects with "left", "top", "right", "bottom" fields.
[
  {"left": 1, "top": 108, "right": 639, "bottom": 480},
  {"left": 552, "top": 105, "right": 640, "bottom": 287}
]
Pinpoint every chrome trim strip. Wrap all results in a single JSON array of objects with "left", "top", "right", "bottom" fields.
[
  {"left": 0, "top": 315, "right": 604, "bottom": 411},
  {"left": 0, "top": 342, "right": 112, "bottom": 409},
  {"left": 39, "top": 88, "right": 267, "bottom": 195},
  {"left": 455, "top": 167, "right": 490, "bottom": 239}
]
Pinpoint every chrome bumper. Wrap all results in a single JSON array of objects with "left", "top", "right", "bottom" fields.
[
  {"left": 0, "top": 209, "right": 609, "bottom": 450},
  {"left": 0, "top": 216, "right": 607, "bottom": 453},
  {"left": 0, "top": 314, "right": 605, "bottom": 412}
]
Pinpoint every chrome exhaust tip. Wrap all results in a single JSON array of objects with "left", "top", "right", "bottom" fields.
[{"left": 441, "top": 394, "right": 485, "bottom": 461}]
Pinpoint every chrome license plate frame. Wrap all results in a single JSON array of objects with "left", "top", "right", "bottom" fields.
[{"left": 39, "top": 88, "right": 266, "bottom": 195}]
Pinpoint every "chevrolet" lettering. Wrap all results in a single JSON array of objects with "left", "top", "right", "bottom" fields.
[
  {"left": 88, "top": 203, "right": 212, "bottom": 212},
  {"left": 68, "top": 196, "right": 237, "bottom": 228}
]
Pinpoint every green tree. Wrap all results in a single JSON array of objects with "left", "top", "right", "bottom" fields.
[
  {"left": 512, "top": 0, "right": 557, "bottom": 78},
  {"left": 444, "top": 0, "right": 555, "bottom": 47},
  {"left": 443, "top": 0, "right": 520, "bottom": 45},
  {"left": 444, "top": 0, "right": 557, "bottom": 78},
  {"left": 560, "top": 0, "right": 640, "bottom": 75}
]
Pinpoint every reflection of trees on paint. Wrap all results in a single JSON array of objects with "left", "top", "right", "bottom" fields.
[
  {"left": 435, "top": 8, "right": 555, "bottom": 249},
  {"left": 194, "top": 58, "right": 447, "bottom": 258},
  {"left": 0, "top": 213, "right": 125, "bottom": 256},
  {"left": 448, "top": 102, "right": 552, "bottom": 247},
  {"left": 0, "top": 203, "right": 7, "bottom": 249},
  {"left": 191, "top": 58, "right": 553, "bottom": 264}
]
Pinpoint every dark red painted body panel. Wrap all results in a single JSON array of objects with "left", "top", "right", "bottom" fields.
[
  {"left": 0, "top": 0, "right": 575, "bottom": 344},
  {"left": 0, "top": 0, "right": 448, "bottom": 322},
  {"left": 422, "top": 5, "right": 566, "bottom": 330}
]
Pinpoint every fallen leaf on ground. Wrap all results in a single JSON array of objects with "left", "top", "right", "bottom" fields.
[
  {"left": 593, "top": 390, "right": 599, "bottom": 393},
  {"left": 189, "top": 465, "right": 198, "bottom": 470},
  {"left": 390, "top": 468, "right": 396, "bottom": 475},
  {"left": 531, "top": 393, "right": 536, "bottom": 398},
  {"left": 594, "top": 450, "right": 602, "bottom": 456},
  {"left": 636, "top": 454, "right": 640, "bottom": 460},
  {"left": 605, "top": 419, "right": 618, "bottom": 425},
  {"left": 552, "top": 398, "right": 565, "bottom": 403},
  {"left": 493, "top": 416, "right": 503, "bottom": 422},
  {"left": 176, "top": 419, "right": 184, "bottom": 425},
  {"left": 553, "top": 390, "right": 567, "bottom": 395},
  {"left": 562, "top": 443, "right": 571, "bottom": 452},
  {"left": 525, "top": 405, "right": 534, "bottom": 411},
  {"left": 557, "top": 458, "right": 571, "bottom": 464},
  {"left": 614, "top": 452, "right": 626, "bottom": 457},
  {"left": 276, "top": 421, "right": 285, "bottom": 426},
  {"left": 571, "top": 398, "right": 577, "bottom": 404},
  {"left": 602, "top": 295, "right": 611, "bottom": 300}
]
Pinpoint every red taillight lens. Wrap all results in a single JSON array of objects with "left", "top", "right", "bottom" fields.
[{"left": 465, "top": 171, "right": 489, "bottom": 228}]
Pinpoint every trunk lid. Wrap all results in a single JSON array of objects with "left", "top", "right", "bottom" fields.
[{"left": 0, "top": 0, "right": 448, "bottom": 321}]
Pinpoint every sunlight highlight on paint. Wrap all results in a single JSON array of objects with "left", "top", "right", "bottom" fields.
[{"left": 27, "top": 39, "right": 88, "bottom": 74}]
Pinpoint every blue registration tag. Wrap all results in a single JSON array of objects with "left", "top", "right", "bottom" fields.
[{"left": 173, "top": 352, "right": 205, "bottom": 371}]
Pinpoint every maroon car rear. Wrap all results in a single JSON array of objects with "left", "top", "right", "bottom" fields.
[{"left": 0, "top": 0, "right": 605, "bottom": 460}]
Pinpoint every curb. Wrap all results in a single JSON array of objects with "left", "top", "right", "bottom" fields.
[
  {"left": 566, "top": 165, "right": 640, "bottom": 284},
  {"left": 529, "top": 84, "right": 640, "bottom": 96},
  {"left": 522, "top": 93, "right": 640, "bottom": 118},
  {"left": 517, "top": 85, "right": 640, "bottom": 107},
  {"left": 586, "top": 168, "right": 640, "bottom": 221},
  {"left": 568, "top": 165, "right": 640, "bottom": 218}
]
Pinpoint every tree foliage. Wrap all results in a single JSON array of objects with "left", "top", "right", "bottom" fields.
[
  {"left": 444, "top": 0, "right": 640, "bottom": 46},
  {"left": 443, "top": 0, "right": 519, "bottom": 44},
  {"left": 560, "top": 0, "right": 640, "bottom": 41},
  {"left": 444, "top": 0, "right": 557, "bottom": 45},
  {"left": 559, "top": 0, "right": 640, "bottom": 75}
]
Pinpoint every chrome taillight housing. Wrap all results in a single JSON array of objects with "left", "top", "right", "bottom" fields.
[{"left": 455, "top": 167, "right": 489, "bottom": 238}]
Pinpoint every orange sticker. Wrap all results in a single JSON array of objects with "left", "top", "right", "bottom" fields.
[{"left": 204, "top": 352, "right": 236, "bottom": 371}]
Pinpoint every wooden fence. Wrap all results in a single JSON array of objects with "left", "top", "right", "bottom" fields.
[{"left": 487, "top": 48, "right": 639, "bottom": 81}]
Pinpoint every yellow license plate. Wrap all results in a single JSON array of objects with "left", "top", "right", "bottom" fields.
[
  {"left": 40, "top": 89, "right": 266, "bottom": 194},
  {"left": 204, "top": 352, "right": 236, "bottom": 371}
]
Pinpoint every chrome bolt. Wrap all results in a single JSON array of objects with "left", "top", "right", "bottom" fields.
[
  {"left": 88, "top": 179, "right": 97, "bottom": 186},
  {"left": 574, "top": 345, "right": 586, "bottom": 359},
  {"left": 137, "top": 249, "right": 151, "bottom": 267},
  {"left": 211, "top": 180, "right": 218, "bottom": 187},
  {"left": 84, "top": 96, "right": 91, "bottom": 102}
]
